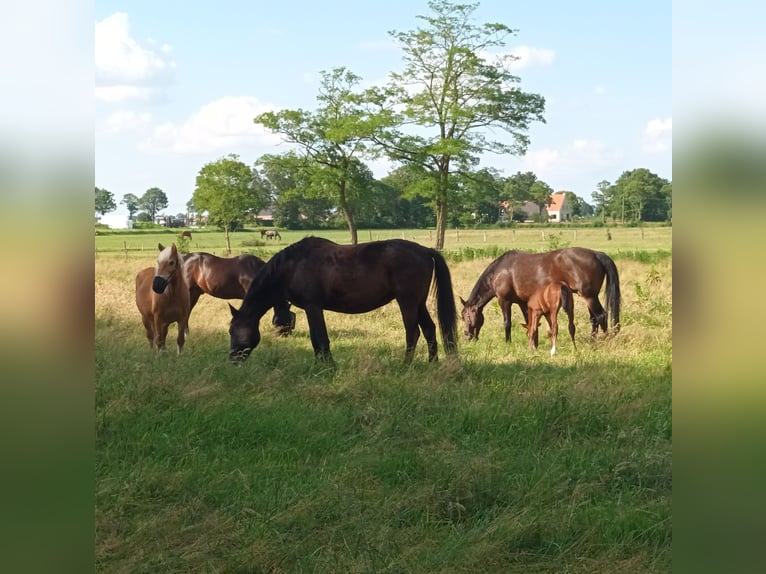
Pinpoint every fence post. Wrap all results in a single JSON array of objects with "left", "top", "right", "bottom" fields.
[{"left": 123, "top": 240, "right": 128, "bottom": 260}]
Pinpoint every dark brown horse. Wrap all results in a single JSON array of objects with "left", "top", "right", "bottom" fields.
[
  {"left": 260, "top": 229, "right": 281, "bottom": 240},
  {"left": 228, "top": 237, "right": 458, "bottom": 364},
  {"left": 523, "top": 282, "right": 577, "bottom": 356},
  {"left": 183, "top": 252, "right": 296, "bottom": 335},
  {"left": 460, "top": 247, "right": 621, "bottom": 343},
  {"left": 135, "top": 243, "right": 191, "bottom": 353}
]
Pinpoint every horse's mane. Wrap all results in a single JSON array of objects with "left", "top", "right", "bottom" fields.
[{"left": 466, "top": 250, "right": 520, "bottom": 302}]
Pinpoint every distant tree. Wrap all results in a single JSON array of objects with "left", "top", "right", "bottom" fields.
[
  {"left": 193, "top": 154, "right": 269, "bottom": 254},
  {"left": 560, "top": 190, "right": 593, "bottom": 218},
  {"left": 95, "top": 186, "right": 116, "bottom": 218},
  {"left": 530, "top": 180, "right": 554, "bottom": 221},
  {"left": 255, "top": 68, "right": 375, "bottom": 244},
  {"left": 121, "top": 193, "right": 140, "bottom": 220},
  {"left": 503, "top": 171, "right": 537, "bottom": 215},
  {"left": 610, "top": 168, "right": 671, "bottom": 223},
  {"left": 592, "top": 180, "right": 611, "bottom": 223},
  {"left": 453, "top": 168, "right": 504, "bottom": 226},
  {"left": 139, "top": 187, "right": 168, "bottom": 222},
  {"left": 366, "top": 0, "right": 546, "bottom": 249}
]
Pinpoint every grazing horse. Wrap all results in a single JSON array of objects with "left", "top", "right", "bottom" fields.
[
  {"left": 182, "top": 251, "right": 296, "bottom": 336},
  {"left": 228, "top": 237, "right": 458, "bottom": 364},
  {"left": 460, "top": 247, "right": 621, "bottom": 344},
  {"left": 523, "top": 282, "right": 577, "bottom": 356},
  {"left": 181, "top": 230, "right": 192, "bottom": 239},
  {"left": 135, "top": 243, "right": 191, "bottom": 353},
  {"left": 259, "top": 229, "right": 281, "bottom": 240}
]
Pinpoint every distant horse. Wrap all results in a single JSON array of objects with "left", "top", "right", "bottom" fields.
[
  {"left": 135, "top": 243, "right": 191, "bottom": 353},
  {"left": 228, "top": 237, "right": 458, "bottom": 364},
  {"left": 460, "top": 247, "right": 621, "bottom": 344},
  {"left": 523, "top": 282, "right": 577, "bottom": 356},
  {"left": 181, "top": 230, "right": 192, "bottom": 239},
  {"left": 183, "top": 251, "right": 296, "bottom": 336},
  {"left": 260, "top": 229, "right": 281, "bottom": 240}
]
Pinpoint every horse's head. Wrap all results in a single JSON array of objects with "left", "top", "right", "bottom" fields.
[
  {"left": 460, "top": 297, "right": 484, "bottom": 341},
  {"left": 228, "top": 303, "right": 261, "bottom": 362},
  {"left": 153, "top": 243, "right": 181, "bottom": 293}
]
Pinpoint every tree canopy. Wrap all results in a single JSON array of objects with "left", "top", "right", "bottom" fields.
[
  {"left": 121, "top": 193, "right": 140, "bottom": 220},
  {"left": 95, "top": 187, "right": 116, "bottom": 217},
  {"left": 139, "top": 187, "right": 168, "bottom": 222},
  {"left": 366, "top": 0, "right": 546, "bottom": 248},
  {"left": 193, "top": 154, "right": 269, "bottom": 254}
]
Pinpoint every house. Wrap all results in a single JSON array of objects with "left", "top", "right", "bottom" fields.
[{"left": 547, "top": 192, "right": 573, "bottom": 222}]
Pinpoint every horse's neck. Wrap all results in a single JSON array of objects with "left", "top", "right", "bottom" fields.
[{"left": 468, "top": 272, "right": 497, "bottom": 309}]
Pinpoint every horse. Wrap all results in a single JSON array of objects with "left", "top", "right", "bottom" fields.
[
  {"left": 260, "top": 229, "right": 281, "bottom": 240},
  {"left": 181, "top": 230, "right": 192, "bottom": 239},
  {"left": 460, "top": 247, "right": 621, "bottom": 344},
  {"left": 182, "top": 251, "right": 296, "bottom": 336},
  {"left": 135, "top": 243, "right": 191, "bottom": 353},
  {"left": 228, "top": 237, "right": 458, "bottom": 364},
  {"left": 523, "top": 282, "right": 577, "bottom": 356}
]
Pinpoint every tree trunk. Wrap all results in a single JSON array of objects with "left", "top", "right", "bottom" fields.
[
  {"left": 434, "top": 160, "right": 450, "bottom": 250},
  {"left": 338, "top": 179, "right": 358, "bottom": 245},
  {"left": 224, "top": 225, "right": 231, "bottom": 255}
]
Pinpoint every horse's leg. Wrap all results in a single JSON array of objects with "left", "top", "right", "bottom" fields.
[
  {"left": 527, "top": 309, "right": 540, "bottom": 350},
  {"left": 398, "top": 303, "right": 422, "bottom": 363},
  {"left": 142, "top": 315, "right": 155, "bottom": 349},
  {"left": 500, "top": 299, "right": 512, "bottom": 343},
  {"left": 583, "top": 295, "right": 606, "bottom": 338},
  {"left": 155, "top": 319, "right": 169, "bottom": 351},
  {"left": 176, "top": 317, "right": 188, "bottom": 354},
  {"left": 188, "top": 286, "right": 203, "bottom": 312},
  {"left": 547, "top": 309, "right": 558, "bottom": 356},
  {"left": 304, "top": 306, "right": 333, "bottom": 363},
  {"left": 416, "top": 302, "right": 438, "bottom": 362}
]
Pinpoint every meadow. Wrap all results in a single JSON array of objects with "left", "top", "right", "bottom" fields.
[{"left": 95, "top": 225, "right": 671, "bottom": 573}]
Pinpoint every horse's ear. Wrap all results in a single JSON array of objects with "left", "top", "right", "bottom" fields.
[
  {"left": 459, "top": 296, "right": 467, "bottom": 307},
  {"left": 229, "top": 303, "right": 239, "bottom": 318},
  {"left": 171, "top": 243, "right": 178, "bottom": 254},
  {"left": 158, "top": 243, "right": 165, "bottom": 252}
]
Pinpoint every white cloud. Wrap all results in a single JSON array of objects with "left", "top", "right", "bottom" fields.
[
  {"left": 140, "top": 96, "right": 282, "bottom": 154},
  {"left": 95, "top": 12, "right": 175, "bottom": 103},
  {"left": 642, "top": 117, "right": 672, "bottom": 153},
  {"left": 478, "top": 45, "right": 555, "bottom": 72},
  {"left": 507, "top": 46, "right": 556, "bottom": 70},
  {"left": 98, "top": 110, "right": 153, "bottom": 135}
]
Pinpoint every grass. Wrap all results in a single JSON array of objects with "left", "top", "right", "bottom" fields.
[{"left": 95, "top": 233, "right": 672, "bottom": 573}]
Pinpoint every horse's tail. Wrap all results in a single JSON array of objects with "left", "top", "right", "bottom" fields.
[
  {"left": 430, "top": 249, "right": 458, "bottom": 355},
  {"left": 595, "top": 251, "right": 621, "bottom": 331},
  {"left": 560, "top": 282, "right": 575, "bottom": 315}
]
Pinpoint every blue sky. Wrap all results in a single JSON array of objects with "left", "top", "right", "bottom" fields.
[{"left": 96, "top": 0, "right": 671, "bottom": 227}]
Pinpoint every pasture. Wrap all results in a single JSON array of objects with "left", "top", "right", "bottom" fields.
[{"left": 96, "top": 226, "right": 671, "bottom": 573}]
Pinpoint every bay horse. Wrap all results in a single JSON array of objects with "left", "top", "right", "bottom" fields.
[
  {"left": 228, "top": 237, "right": 458, "bottom": 364},
  {"left": 523, "top": 282, "right": 577, "bottom": 356},
  {"left": 260, "top": 229, "right": 281, "bottom": 240},
  {"left": 183, "top": 252, "right": 296, "bottom": 336},
  {"left": 460, "top": 247, "right": 621, "bottom": 344},
  {"left": 135, "top": 243, "right": 191, "bottom": 353}
]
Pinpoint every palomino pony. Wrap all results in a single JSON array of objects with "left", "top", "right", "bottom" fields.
[
  {"left": 260, "top": 229, "right": 281, "bottom": 240},
  {"left": 523, "top": 282, "right": 577, "bottom": 356},
  {"left": 228, "top": 237, "right": 458, "bottom": 364},
  {"left": 460, "top": 247, "right": 621, "bottom": 344},
  {"left": 135, "top": 243, "right": 191, "bottom": 353},
  {"left": 182, "top": 251, "right": 296, "bottom": 336}
]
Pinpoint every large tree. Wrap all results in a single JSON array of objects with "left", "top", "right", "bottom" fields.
[
  {"left": 193, "top": 154, "right": 268, "bottom": 254},
  {"left": 95, "top": 186, "right": 116, "bottom": 218},
  {"left": 255, "top": 68, "right": 374, "bottom": 244},
  {"left": 120, "top": 193, "right": 140, "bottom": 220},
  {"left": 367, "top": 0, "right": 546, "bottom": 249},
  {"left": 606, "top": 169, "right": 671, "bottom": 223},
  {"left": 139, "top": 187, "right": 168, "bottom": 222}
]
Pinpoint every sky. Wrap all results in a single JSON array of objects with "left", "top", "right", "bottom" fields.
[{"left": 95, "top": 0, "right": 671, "bottom": 227}]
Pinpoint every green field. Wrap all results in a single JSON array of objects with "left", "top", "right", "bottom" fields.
[{"left": 96, "top": 226, "right": 671, "bottom": 573}]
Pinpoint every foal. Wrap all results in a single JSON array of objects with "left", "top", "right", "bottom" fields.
[
  {"left": 135, "top": 243, "right": 191, "bottom": 353},
  {"left": 523, "top": 282, "right": 577, "bottom": 356}
]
